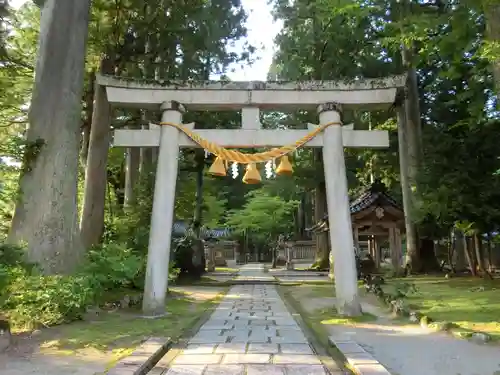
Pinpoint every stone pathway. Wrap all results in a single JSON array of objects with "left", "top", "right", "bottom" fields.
[
  {"left": 233, "top": 263, "right": 276, "bottom": 283},
  {"left": 154, "top": 284, "right": 338, "bottom": 374}
]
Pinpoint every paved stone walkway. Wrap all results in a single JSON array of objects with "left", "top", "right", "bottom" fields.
[
  {"left": 233, "top": 263, "right": 276, "bottom": 283},
  {"left": 156, "top": 284, "right": 334, "bottom": 374}
]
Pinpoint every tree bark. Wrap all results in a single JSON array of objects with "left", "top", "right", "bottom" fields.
[
  {"left": 80, "top": 71, "right": 95, "bottom": 166},
  {"left": 80, "top": 82, "right": 111, "bottom": 249},
  {"left": 191, "top": 150, "right": 206, "bottom": 276},
  {"left": 419, "top": 238, "right": 440, "bottom": 272},
  {"left": 8, "top": 0, "right": 91, "bottom": 273},
  {"left": 484, "top": 2, "right": 500, "bottom": 103},
  {"left": 313, "top": 180, "right": 329, "bottom": 270},
  {"left": 452, "top": 229, "right": 467, "bottom": 271},
  {"left": 463, "top": 236, "right": 477, "bottom": 276},
  {"left": 124, "top": 125, "right": 140, "bottom": 207},
  {"left": 396, "top": 101, "right": 419, "bottom": 272}
]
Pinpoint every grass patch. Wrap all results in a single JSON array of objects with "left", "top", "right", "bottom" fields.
[
  {"left": 33, "top": 289, "right": 225, "bottom": 366},
  {"left": 384, "top": 276, "right": 500, "bottom": 340},
  {"left": 313, "top": 307, "right": 377, "bottom": 326},
  {"left": 213, "top": 267, "right": 239, "bottom": 273},
  {"left": 280, "top": 280, "right": 334, "bottom": 287}
]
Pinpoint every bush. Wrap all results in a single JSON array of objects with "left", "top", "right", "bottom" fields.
[
  {"left": 4, "top": 273, "right": 95, "bottom": 328},
  {"left": 83, "top": 242, "right": 145, "bottom": 292},
  {"left": 0, "top": 237, "right": 181, "bottom": 329}
]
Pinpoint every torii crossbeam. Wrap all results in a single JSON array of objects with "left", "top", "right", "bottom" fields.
[{"left": 98, "top": 74, "right": 406, "bottom": 317}]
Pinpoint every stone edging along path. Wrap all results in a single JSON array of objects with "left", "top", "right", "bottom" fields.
[
  {"left": 363, "top": 279, "right": 493, "bottom": 344},
  {"left": 107, "top": 337, "right": 172, "bottom": 375},
  {"left": 328, "top": 336, "right": 391, "bottom": 375}
]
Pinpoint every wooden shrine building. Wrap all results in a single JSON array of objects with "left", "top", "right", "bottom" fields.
[{"left": 310, "top": 179, "right": 405, "bottom": 270}]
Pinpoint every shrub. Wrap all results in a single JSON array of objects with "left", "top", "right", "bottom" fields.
[
  {"left": 3, "top": 272, "right": 95, "bottom": 328},
  {"left": 83, "top": 242, "right": 145, "bottom": 292}
]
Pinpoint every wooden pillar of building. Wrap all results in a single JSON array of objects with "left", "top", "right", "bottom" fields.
[
  {"left": 353, "top": 226, "right": 360, "bottom": 251},
  {"left": 373, "top": 235, "right": 381, "bottom": 268},
  {"left": 389, "top": 227, "right": 403, "bottom": 271}
]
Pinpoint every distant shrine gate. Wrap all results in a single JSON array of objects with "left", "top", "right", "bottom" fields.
[{"left": 98, "top": 75, "right": 406, "bottom": 316}]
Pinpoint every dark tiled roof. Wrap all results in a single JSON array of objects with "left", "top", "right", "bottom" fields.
[
  {"left": 350, "top": 180, "right": 401, "bottom": 214},
  {"left": 306, "top": 180, "right": 402, "bottom": 232},
  {"left": 173, "top": 221, "right": 231, "bottom": 238}
]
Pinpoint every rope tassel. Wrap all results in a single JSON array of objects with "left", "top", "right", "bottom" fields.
[
  {"left": 276, "top": 155, "right": 293, "bottom": 176},
  {"left": 242, "top": 163, "right": 261, "bottom": 184},
  {"left": 208, "top": 156, "right": 226, "bottom": 176}
]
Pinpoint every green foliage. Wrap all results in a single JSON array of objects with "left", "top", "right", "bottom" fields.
[
  {"left": 83, "top": 243, "right": 145, "bottom": 291},
  {"left": 4, "top": 273, "right": 95, "bottom": 328},
  {"left": 226, "top": 190, "right": 299, "bottom": 242}
]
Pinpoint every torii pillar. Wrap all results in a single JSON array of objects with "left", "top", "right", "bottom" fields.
[{"left": 320, "top": 102, "right": 361, "bottom": 316}]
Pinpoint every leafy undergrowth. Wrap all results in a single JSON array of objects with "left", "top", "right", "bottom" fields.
[{"left": 384, "top": 276, "right": 500, "bottom": 340}]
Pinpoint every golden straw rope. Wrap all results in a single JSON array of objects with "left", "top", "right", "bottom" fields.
[{"left": 159, "top": 121, "right": 340, "bottom": 164}]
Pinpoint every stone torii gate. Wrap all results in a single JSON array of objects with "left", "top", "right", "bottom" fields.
[{"left": 97, "top": 75, "right": 405, "bottom": 317}]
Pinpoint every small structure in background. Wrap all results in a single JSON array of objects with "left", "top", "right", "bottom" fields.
[
  {"left": 309, "top": 179, "right": 405, "bottom": 271},
  {"left": 172, "top": 221, "right": 237, "bottom": 270}
]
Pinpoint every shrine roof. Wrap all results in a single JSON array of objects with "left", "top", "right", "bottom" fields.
[
  {"left": 306, "top": 180, "right": 403, "bottom": 233},
  {"left": 350, "top": 179, "right": 402, "bottom": 214},
  {"left": 173, "top": 221, "right": 231, "bottom": 238}
]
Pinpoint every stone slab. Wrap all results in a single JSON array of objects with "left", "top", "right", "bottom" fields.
[
  {"left": 271, "top": 317, "right": 297, "bottom": 326},
  {"left": 247, "top": 343, "right": 279, "bottom": 354},
  {"left": 222, "top": 354, "right": 271, "bottom": 364},
  {"left": 165, "top": 365, "right": 206, "bottom": 375},
  {"left": 345, "top": 352, "right": 379, "bottom": 366},
  {"left": 246, "top": 364, "right": 286, "bottom": 375},
  {"left": 183, "top": 344, "right": 216, "bottom": 355},
  {"left": 353, "top": 364, "right": 392, "bottom": 375},
  {"left": 172, "top": 354, "right": 222, "bottom": 365},
  {"left": 188, "top": 336, "right": 228, "bottom": 344},
  {"left": 334, "top": 341, "right": 366, "bottom": 354},
  {"left": 279, "top": 343, "right": 314, "bottom": 355},
  {"left": 273, "top": 355, "right": 322, "bottom": 365},
  {"left": 270, "top": 336, "right": 308, "bottom": 344},
  {"left": 215, "top": 343, "right": 248, "bottom": 354},
  {"left": 204, "top": 365, "right": 246, "bottom": 375},
  {"left": 284, "top": 365, "right": 329, "bottom": 375}
]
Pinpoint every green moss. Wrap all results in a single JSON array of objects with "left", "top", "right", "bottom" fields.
[{"left": 384, "top": 276, "right": 500, "bottom": 340}]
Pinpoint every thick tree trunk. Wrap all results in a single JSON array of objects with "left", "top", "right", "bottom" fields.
[
  {"left": 124, "top": 125, "right": 140, "bottom": 207},
  {"left": 419, "top": 238, "right": 440, "bottom": 272},
  {"left": 484, "top": 2, "right": 500, "bottom": 103},
  {"left": 452, "top": 229, "right": 467, "bottom": 271},
  {"left": 463, "top": 236, "right": 477, "bottom": 276},
  {"left": 396, "top": 102, "right": 420, "bottom": 272},
  {"left": 80, "top": 123, "right": 90, "bottom": 166},
  {"left": 80, "top": 82, "right": 111, "bottom": 249},
  {"left": 192, "top": 150, "right": 205, "bottom": 276},
  {"left": 8, "top": 0, "right": 91, "bottom": 273},
  {"left": 473, "top": 233, "right": 485, "bottom": 272},
  {"left": 313, "top": 180, "right": 329, "bottom": 270},
  {"left": 80, "top": 71, "right": 95, "bottom": 166}
]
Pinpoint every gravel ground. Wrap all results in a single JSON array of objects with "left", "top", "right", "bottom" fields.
[{"left": 289, "top": 287, "right": 500, "bottom": 375}]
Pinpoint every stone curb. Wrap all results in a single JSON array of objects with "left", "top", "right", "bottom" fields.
[
  {"left": 328, "top": 336, "right": 392, "bottom": 375},
  {"left": 107, "top": 337, "right": 172, "bottom": 375},
  {"left": 277, "top": 287, "right": 349, "bottom": 375}
]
